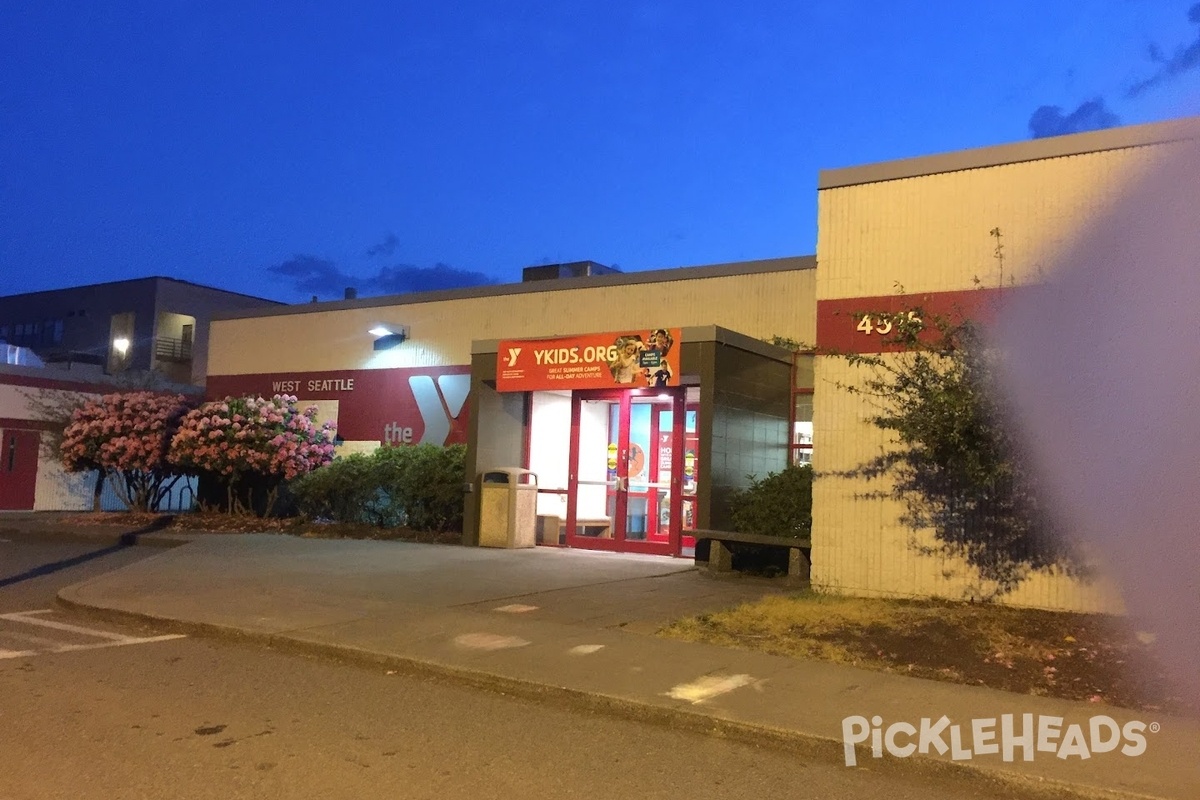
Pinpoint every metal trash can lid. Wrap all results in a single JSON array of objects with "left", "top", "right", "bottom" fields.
[{"left": 481, "top": 468, "right": 537, "bottom": 485}]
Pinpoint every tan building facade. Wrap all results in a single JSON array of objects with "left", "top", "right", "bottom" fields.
[
  {"left": 208, "top": 258, "right": 815, "bottom": 376},
  {"left": 812, "top": 116, "right": 1200, "bottom": 613},
  {"left": 208, "top": 257, "right": 817, "bottom": 556}
]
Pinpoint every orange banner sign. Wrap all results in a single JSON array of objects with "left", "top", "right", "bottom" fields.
[{"left": 497, "top": 328, "right": 682, "bottom": 392}]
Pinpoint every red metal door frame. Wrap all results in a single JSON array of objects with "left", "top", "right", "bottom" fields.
[
  {"left": 565, "top": 389, "right": 684, "bottom": 556},
  {"left": 667, "top": 389, "right": 686, "bottom": 555}
]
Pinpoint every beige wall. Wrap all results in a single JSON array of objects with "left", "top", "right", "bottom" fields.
[
  {"left": 810, "top": 137, "right": 1185, "bottom": 613},
  {"left": 0, "top": 382, "right": 93, "bottom": 428},
  {"left": 207, "top": 268, "right": 817, "bottom": 376},
  {"left": 817, "top": 145, "right": 1171, "bottom": 301}
]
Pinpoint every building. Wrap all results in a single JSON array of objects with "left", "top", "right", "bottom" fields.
[
  {"left": 0, "top": 277, "right": 283, "bottom": 387},
  {"left": 206, "top": 257, "right": 817, "bottom": 556},
  {"left": 0, "top": 277, "right": 282, "bottom": 511},
  {"left": 115, "top": 115, "right": 1200, "bottom": 612},
  {"left": 0, "top": 357, "right": 202, "bottom": 512},
  {"left": 812, "top": 115, "right": 1200, "bottom": 613}
]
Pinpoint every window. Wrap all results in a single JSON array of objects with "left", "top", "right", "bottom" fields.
[{"left": 790, "top": 352, "right": 815, "bottom": 466}]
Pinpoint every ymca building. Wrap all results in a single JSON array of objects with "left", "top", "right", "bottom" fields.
[{"left": 205, "top": 115, "right": 1200, "bottom": 614}]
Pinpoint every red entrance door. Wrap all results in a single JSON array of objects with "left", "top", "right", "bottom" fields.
[
  {"left": 0, "top": 429, "right": 40, "bottom": 511},
  {"left": 566, "top": 389, "right": 685, "bottom": 555}
]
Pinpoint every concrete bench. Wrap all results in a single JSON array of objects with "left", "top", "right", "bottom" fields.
[
  {"left": 693, "top": 529, "right": 811, "bottom": 585},
  {"left": 536, "top": 515, "right": 614, "bottom": 544}
]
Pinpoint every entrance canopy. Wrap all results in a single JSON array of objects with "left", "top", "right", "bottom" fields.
[{"left": 463, "top": 326, "right": 795, "bottom": 554}]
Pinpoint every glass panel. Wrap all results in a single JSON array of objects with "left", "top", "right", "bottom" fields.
[
  {"left": 681, "top": 396, "right": 700, "bottom": 549},
  {"left": 792, "top": 394, "right": 813, "bottom": 466},
  {"left": 626, "top": 398, "right": 672, "bottom": 543},
  {"left": 572, "top": 397, "right": 618, "bottom": 539},
  {"left": 530, "top": 392, "right": 572, "bottom": 494},
  {"left": 792, "top": 395, "right": 813, "bottom": 445},
  {"left": 530, "top": 391, "right": 573, "bottom": 543},
  {"left": 793, "top": 353, "right": 815, "bottom": 389}
]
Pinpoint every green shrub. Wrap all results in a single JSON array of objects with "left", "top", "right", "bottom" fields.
[
  {"left": 289, "top": 444, "right": 467, "bottom": 533},
  {"left": 728, "top": 463, "right": 813, "bottom": 538}
]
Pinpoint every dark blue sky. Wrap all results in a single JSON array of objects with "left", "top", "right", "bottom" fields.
[{"left": 3, "top": 1, "right": 1199, "bottom": 302}]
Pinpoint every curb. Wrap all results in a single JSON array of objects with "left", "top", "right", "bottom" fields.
[
  {"left": 0, "top": 525, "right": 191, "bottom": 549},
  {"left": 54, "top": 591, "right": 1170, "bottom": 800}
]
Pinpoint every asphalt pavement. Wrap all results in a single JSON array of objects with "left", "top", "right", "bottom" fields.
[{"left": 5, "top": 515, "right": 1197, "bottom": 800}]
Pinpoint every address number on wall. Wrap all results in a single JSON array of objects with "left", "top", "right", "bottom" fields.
[{"left": 855, "top": 310, "right": 923, "bottom": 336}]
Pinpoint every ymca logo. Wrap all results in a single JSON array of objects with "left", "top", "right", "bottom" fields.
[
  {"left": 407, "top": 374, "right": 470, "bottom": 445},
  {"left": 505, "top": 347, "right": 521, "bottom": 367}
]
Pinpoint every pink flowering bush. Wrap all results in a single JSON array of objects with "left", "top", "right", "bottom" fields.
[
  {"left": 60, "top": 391, "right": 196, "bottom": 512},
  {"left": 169, "top": 394, "right": 336, "bottom": 515}
]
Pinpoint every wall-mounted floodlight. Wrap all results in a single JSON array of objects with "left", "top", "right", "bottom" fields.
[
  {"left": 113, "top": 337, "right": 131, "bottom": 355},
  {"left": 370, "top": 324, "right": 409, "bottom": 351}
]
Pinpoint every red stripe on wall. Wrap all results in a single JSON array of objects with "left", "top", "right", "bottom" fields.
[
  {"left": 0, "top": 418, "right": 56, "bottom": 431},
  {"left": 816, "top": 287, "right": 1019, "bottom": 354},
  {"left": 0, "top": 372, "right": 112, "bottom": 393},
  {"left": 206, "top": 366, "right": 472, "bottom": 445}
]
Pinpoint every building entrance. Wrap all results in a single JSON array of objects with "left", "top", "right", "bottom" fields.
[{"left": 531, "top": 388, "right": 692, "bottom": 555}]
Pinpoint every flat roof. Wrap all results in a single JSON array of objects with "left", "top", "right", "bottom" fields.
[
  {"left": 212, "top": 255, "right": 816, "bottom": 322},
  {"left": 818, "top": 115, "right": 1200, "bottom": 190},
  {"left": 0, "top": 275, "right": 283, "bottom": 305}
]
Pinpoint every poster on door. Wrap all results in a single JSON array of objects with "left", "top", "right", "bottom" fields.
[
  {"left": 658, "top": 433, "right": 672, "bottom": 474},
  {"left": 497, "top": 328, "right": 682, "bottom": 391}
]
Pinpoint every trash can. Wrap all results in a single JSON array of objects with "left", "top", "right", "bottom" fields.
[{"left": 477, "top": 468, "right": 538, "bottom": 548}]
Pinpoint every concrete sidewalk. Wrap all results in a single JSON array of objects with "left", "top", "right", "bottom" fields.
[{"left": 34, "top": 530, "right": 1199, "bottom": 800}]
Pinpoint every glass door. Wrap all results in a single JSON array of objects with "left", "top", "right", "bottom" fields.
[
  {"left": 566, "top": 393, "right": 625, "bottom": 549},
  {"left": 567, "top": 389, "right": 684, "bottom": 555}
]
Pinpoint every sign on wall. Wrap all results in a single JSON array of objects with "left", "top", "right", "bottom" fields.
[
  {"left": 815, "top": 289, "right": 1011, "bottom": 354},
  {"left": 497, "top": 328, "right": 682, "bottom": 392},
  {"left": 205, "top": 367, "right": 471, "bottom": 446}
]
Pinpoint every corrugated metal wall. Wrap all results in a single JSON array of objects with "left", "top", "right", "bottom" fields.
[
  {"left": 811, "top": 142, "right": 1178, "bottom": 613},
  {"left": 34, "top": 458, "right": 199, "bottom": 513},
  {"left": 208, "top": 268, "right": 818, "bottom": 375}
]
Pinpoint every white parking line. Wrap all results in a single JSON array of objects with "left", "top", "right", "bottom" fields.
[
  {"left": 0, "top": 648, "right": 38, "bottom": 660},
  {"left": 49, "top": 635, "right": 188, "bottom": 653},
  {"left": 1, "top": 629, "right": 71, "bottom": 649},
  {"left": 0, "top": 610, "right": 135, "bottom": 641},
  {"left": 0, "top": 609, "right": 185, "bottom": 658}
]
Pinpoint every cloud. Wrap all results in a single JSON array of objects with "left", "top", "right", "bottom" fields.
[
  {"left": 268, "top": 249, "right": 500, "bottom": 300},
  {"left": 1028, "top": 98, "right": 1122, "bottom": 139},
  {"left": 370, "top": 263, "right": 497, "bottom": 294},
  {"left": 364, "top": 233, "right": 399, "bottom": 259},
  {"left": 267, "top": 254, "right": 357, "bottom": 297},
  {"left": 1127, "top": 3, "right": 1200, "bottom": 98}
]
